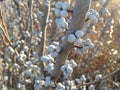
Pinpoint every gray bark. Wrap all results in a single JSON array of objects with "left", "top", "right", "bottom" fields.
[{"left": 51, "top": 0, "right": 92, "bottom": 83}]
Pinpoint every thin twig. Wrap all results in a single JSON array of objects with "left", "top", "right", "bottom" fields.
[
  {"left": 51, "top": 0, "right": 92, "bottom": 83},
  {"left": 27, "top": 0, "right": 33, "bottom": 60},
  {"left": 39, "top": 1, "right": 51, "bottom": 73},
  {"left": 85, "top": 0, "right": 111, "bottom": 35},
  {"left": 13, "top": 0, "right": 20, "bottom": 16},
  {"left": 82, "top": 4, "right": 119, "bottom": 72},
  {"left": 39, "top": 1, "right": 50, "bottom": 56},
  {"left": 80, "top": 68, "right": 120, "bottom": 86},
  {"left": 0, "top": 6, "right": 18, "bottom": 55}
]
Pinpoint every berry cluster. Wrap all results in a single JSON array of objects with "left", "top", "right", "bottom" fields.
[
  {"left": 40, "top": 42, "right": 60, "bottom": 74},
  {"left": 54, "top": 1, "right": 70, "bottom": 17},
  {"left": 86, "top": 9, "right": 99, "bottom": 24},
  {"left": 54, "top": 1, "right": 70, "bottom": 32},
  {"left": 61, "top": 59, "right": 77, "bottom": 79},
  {"left": 67, "top": 29, "right": 85, "bottom": 43},
  {"left": 67, "top": 29, "right": 94, "bottom": 53}
]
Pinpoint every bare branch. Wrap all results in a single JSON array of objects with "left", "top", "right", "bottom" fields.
[
  {"left": 27, "top": 0, "right": 33, "bottom": 59},
  {"left": 51, "top": 0, "right": 92, "bottom": 83},
  {"left": 99, "top": 0, "right": 111, "bottom": 15},
  {"left": 68, "top": 0, "right": 92, "bottom": 34},
  {"left": 39, "top": 1, "right": 51, "bottom": 72},
  {"left": 80, "top": 68, "right": 120, "bottom": 86},
  {"left": 13, "top": 0, "right": 20, "bottom": 15},
  {"left": 40, "top": 1, "right": 50, "bottom": 56},
  {"left": 0, "top": 6, "right": 18, "bottom": 55}
]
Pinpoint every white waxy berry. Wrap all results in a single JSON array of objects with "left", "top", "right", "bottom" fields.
[
  {"left": 66, "top": 65, "right": 73, "bottom": 74},
  {"left": 44, "top": 63, "right": 54, "bottom": 73},
  {"left": 53, "top": 41, "right": 59, "bottom": 46},
  {"left": 61, "top": 21, "right": 68, "bottom": 28},
  {"left": 48, "top": 45, "right": 56, "bottom": 52},
  {"left": 80, "top": 75, "right": 86, "bottom": 82},
  {"left": 67, "top": 34, "right": 76, "bottom": 43},
  {"left": 82, "top": 46, "right": 89, "bottom": 53},
  {"left": 95, "top": 74, "right": 102, "bottom": 80},
  {"left": 25, "top": 69, "right": 32, "bottom": 77},
  {"left": 50, "top": 52, "right": 58, "bottom": 58},
  {"left": 60, "top": 17, "right": 66, "bottom": 22},
  {"left": 60, "top": 10, "right": 68, "bottom": 17},
  {"left": 90, "top": 15, "right": 98, "bottom": 24},
  {"left": 84, "top": 39, "right": 93, "bottom": 46},
  {"left": 60, "top": 66, "right": 66, "bottom": 72},
  {"left": 87, "top": 9, "right": 99, "bottom": 24},
  {"left": 55, "top": 18, "right": 60, "bottom": 24},
  {"left": 45, "top": 76, "right": 54, "bottom": 87},
  {"left": 55, "top": 83, "right": 65, "bottom": 90},
  {"left": 95, "top": 11, "right": 100, "bottom": 18},
  {"left": 75, "top": 30, "right": 84, "bottom": 38},
  {"left": 55, "top": 1, "right": 63, "bottom": 9},
  {"left": 40, "top": 55, "right": 54, "bottom": 64},
  {"left": 69, "top": 59, "right": 77, "bottom": 68},
  {"left": 54, "top": 8, "right": 61, "bottom": 17},
  {"left": 56, "top": 46, "right": 61, "bottom": 52},
  {"left": 88, "top": 84, "right": 95, "bottom": 90},
  {"left": 74, "top": 38, "right": 83, "bottom": 46},
  {"left": 62, "top": 2, "right": 70, "bottom": 10},
  {"left": 13, "top": 63, "right": 20, "bottom": 69}
]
